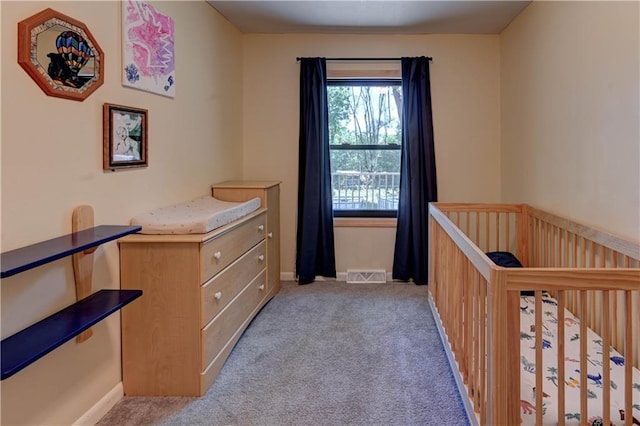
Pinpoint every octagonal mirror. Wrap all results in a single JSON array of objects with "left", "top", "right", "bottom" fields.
[{"left": 18, "top": 8, "right": 104, "bottom": 102}]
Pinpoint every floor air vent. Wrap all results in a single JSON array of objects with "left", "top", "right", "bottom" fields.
[{"left": 346, "top": 269, "right": 387, "bottom": 283}]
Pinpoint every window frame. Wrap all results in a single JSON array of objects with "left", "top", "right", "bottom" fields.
[{"left": 327, "top": 77, "right": 402, "bottom": 219}]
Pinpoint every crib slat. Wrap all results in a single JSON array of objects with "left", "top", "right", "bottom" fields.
[
  {"left": 602, "top": 291, "right": 611, "bottom": 426},
  {"left": 558, "top": 291, "right": 566, "bottom": 426},
  {"left": 538, "top": 222, "right": 549, "bottom": 266},
  {"left": 572, "top": 234, "right": 579, "bottom": 311},
  {"left": 624, "top": 291, "right": 632, "bottom": 426},
  {"left": 543, "top": 221, "right": 548, "bottom": 266},
  {"left": 462, "top": 260, "right": 471, "bottom": 381},
  {"left": 636, "top": 287, "right": 640, "bottom": 370},
  {"left": 486, "top": 213, "right": 490, "bottom": 252},
  {"left": 475, "top": 212, "right": 480, "bottom": 249},
  {"left": 457, "top": 248, "right": 463, "bottom": 359},
  {"left": 517, "top": 209, "right": 529, "bottom": 266},
  {"left": 552, "top": 225, "right": 560, "bottom": 297},
  {"left": 465, "top": 212, "right": 470, "bottom": 243},
  {"left": 471, "top": 271, "right": 479, "bottom": 410},
  {"left": 589, "top": 290, "right": 596, "bottom": 331},
  {"left": 538, "top": 218, "right": 543, "bottom": 266},
  {"left": 475, "top": 273, "right": 482, "bottom": 415},
  {"left": 564, "top": 229, "right": 569, "bottom": 267},
  {"left": 505, "top": 213, "right": 510, "bottom": 253},
  {"left": 580, "top": 291, "right": 588, "bottom": 425},
  {"left": 495, "top": 212, "right": 500, "bottom": 251},
  {"left": 535, "top": 291, "right": 543, "bottom": 426},
  {"left": 480, "top": 277, "right": 487, "bottom": 426},
  {"left": 551, "top": 224, "right": 555, "bottom": 266},
  {"left": 550, "top": 223, "right": 555, "bottom": 265},
  {"left": 612, "top": 290, "right": 619, "bottom": 351},
  {"left": 507, "top": 291, "right": 521, "bottom": 424}
]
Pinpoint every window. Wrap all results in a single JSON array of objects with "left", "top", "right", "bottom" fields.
[{"left": 328, "top": 79, "right": 402, "bottom": 218}]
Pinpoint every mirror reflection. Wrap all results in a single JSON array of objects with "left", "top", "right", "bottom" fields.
[{"left": 35, "top": 24, "right": 96, "bottom": 89}]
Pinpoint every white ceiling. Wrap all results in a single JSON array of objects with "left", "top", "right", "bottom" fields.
[{"left": 206, "top": 1, "right": 532, "bottom": 34}]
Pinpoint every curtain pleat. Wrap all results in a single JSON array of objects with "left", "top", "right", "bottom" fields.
[
  {"left": 392, "top": 57, "right": 438, "bottom": 285},
  {"left": 296, "top": 58, "right": 336, "bottom": 284}
]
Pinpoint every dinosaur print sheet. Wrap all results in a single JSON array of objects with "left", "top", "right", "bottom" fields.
[{"left": 519, "top": 294, "right": 640, "bottom": 425}]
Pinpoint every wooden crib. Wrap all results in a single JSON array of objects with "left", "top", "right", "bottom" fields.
[{"left": 428, "top": 203, "right": 640, "bottom": 425}]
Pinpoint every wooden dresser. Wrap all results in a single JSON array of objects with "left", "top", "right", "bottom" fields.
[
  {"left": 120, "top": 185, "right": 280, "bottom": 396},
  {"left": 211, "top": 181, "right": 281, "bottom": 296}
]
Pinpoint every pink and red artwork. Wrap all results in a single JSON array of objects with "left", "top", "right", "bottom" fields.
[{"left": 122, "top": 0, "right": 175, "bottom": 98}]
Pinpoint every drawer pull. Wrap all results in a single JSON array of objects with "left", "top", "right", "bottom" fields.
[
  {"left": 258, "top": 255, "right": 265, "bottom": 262},
  {"left": 213, "top": 251, "right": 222, "bottom": 261},
  {"left": 258, "top": 225, "right": 265, "bottom": 232},
  {"left": 214, "top": 291, "right": 223, "bottom": 300},
  {"left": 258, "top": 284, "right": 265, "bottom": 291},
  {"left": 267, "top": 232, "right": 273, "bottom": 239}
]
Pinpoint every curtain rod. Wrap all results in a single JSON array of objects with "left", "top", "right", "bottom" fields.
[{"left": 296, "top": 57, "right": 432, "bottom": 62}]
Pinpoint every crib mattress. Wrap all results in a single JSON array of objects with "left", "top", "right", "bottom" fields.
[
  {"left": 519, "top": 294, "right": 640, "bottom": 425},
  {"left": 131, "top": 196, "right": 261, "bottom": 235}
]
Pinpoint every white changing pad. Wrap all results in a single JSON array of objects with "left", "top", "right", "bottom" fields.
[{"left": 131, "top": 196, "right": 261, "bottom": 234}]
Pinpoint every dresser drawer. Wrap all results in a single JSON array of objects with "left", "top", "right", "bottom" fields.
[
  {"left": 201, "top": 241, "right": 266, "bottom": 327},
  {"left": 200, "top": 212, "right": 266, "bottom": 283},
  {"left": 201, "top": 270, "right": 267, "bottom": 370}
]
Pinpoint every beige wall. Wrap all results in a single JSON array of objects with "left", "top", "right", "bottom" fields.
[
  {"left": 501, "top": 1, "right": 640, "bottom": 241},
  {"left": 242, "top": 34, "right": 502, "bottom": 276},
  {"left": 5, "top": 1, "right": 637, "bottom": 423},
  {"left": 1, "top": 2, "right": 242, "bottom": 424}
]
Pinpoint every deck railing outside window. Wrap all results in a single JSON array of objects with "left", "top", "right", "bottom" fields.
[{"left": 331, "top": 171, "right": 400, "bottom": 210}]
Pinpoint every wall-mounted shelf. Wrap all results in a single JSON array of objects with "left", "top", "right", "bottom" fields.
[
  {"left": 1, "top": 225, "right": 141, "bottom": 278},
  {"left": 1, "top": 289, "right": 142, "bottom": 380},
  {"left": 1, "top": 209, "right": 143, "bottom": 380}
]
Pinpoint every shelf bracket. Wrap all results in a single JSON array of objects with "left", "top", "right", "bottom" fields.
[{"left": 72, "top": 205, "right": 94, "bottom": 343}]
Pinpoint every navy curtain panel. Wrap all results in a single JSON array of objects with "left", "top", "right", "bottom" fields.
[
  {"left": 392, "top": 57, "right": 438, "bottom": 285},
  {"left": 295, "top": 57, "right": 336, "bottom": 284}
]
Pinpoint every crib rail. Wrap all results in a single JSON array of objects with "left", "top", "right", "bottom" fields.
[
  {"left": 528, "top": 206, "right": 640, "bottom": 370},
  {"left": 434, "top": 203, "right": 525, "bottom": 261},
  {"left": 429, "top": 203, "right": 640, "bottom": 426}
]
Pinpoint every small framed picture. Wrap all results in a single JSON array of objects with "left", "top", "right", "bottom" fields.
[{"left": 103, "top": 103, "right": 148, "bottom": 170}]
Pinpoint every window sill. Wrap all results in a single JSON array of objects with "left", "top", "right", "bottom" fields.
[{"left": 333, "top": 218, "right": 397, "bottom": 228}]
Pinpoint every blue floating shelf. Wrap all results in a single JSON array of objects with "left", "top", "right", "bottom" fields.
[
  {"left": 1, "top": 289, "right": 142, "bottom": 380},
  {"left": 1, "top": 223, "right": 143, "bottom": 380},
  {"left": 1, "top": 225, "right": 141, "bottom": 278}
]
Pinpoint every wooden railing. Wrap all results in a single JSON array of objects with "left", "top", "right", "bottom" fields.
[{"left": 331, "top": 171, "right": 399, "bottom": 210}]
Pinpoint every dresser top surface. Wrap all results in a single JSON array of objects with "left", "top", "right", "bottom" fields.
[{"left": 212, "top": 180, "right": 280, "bottom": 189}]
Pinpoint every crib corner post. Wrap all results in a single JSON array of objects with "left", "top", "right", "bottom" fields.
[{"left": 487, "top": 269, "right": 509, "bottom": 425}]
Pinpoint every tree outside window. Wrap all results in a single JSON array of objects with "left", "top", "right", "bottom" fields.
[{"left": 328, "top": 79, "right": 402, "bottom": 217}]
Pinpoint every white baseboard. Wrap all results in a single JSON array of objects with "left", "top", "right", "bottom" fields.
[
  {"left": 73, "top": 382, "right": 123, "bottom": 426},
  {"left": 280, "top": 271, "right": 296, "bottom": 281}
]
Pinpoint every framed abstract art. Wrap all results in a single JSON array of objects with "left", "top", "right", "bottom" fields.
[{"left": 122, "top": 0, "right": 175, "bottom": 98}]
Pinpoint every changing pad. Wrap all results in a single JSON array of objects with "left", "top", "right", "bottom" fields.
[{"left": 131, "top": 196, "right": 262, "bottom": 235}]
